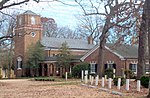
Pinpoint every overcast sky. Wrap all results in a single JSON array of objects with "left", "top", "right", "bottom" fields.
[{"left": 7, "top": 0, "right": 83, "bottom": 28}]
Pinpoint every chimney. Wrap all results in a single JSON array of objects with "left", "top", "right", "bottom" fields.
[{"left": 87, "top": 36, "right": 93, "bottom": 44}]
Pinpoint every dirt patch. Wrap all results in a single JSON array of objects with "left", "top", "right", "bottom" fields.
[{"left": 0, "top": 79, "right": 120, "bottom": 98}]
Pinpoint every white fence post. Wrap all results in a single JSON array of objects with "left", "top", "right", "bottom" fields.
[
  {"left": 91, "top": 76, "right": 94, "bottom": 85},
  {"left": 95, "top": 75, "right": 99, "bottom": 86},
  {"left": 126, "top": 79, "right": 130, "bottom": 91},
  {"left": 104, "top": 75, "right": 107, "bottom": 80},
  {"left": 102, "top": 77, "right": 105, "bottom": 87},
  {"left": 108, "top": 78, "right": 112, "bottom": 89},
  {"left": 117, "top": 78, "right": 121, "bottom": 90},
  {"left": 137, "top": 80, "right": 141, "bottom": 92},
  {"left": 81, "top": 70, "right": 84, "bottom": 82},
  {"left": 85, "top": 75, "right": 88, "bottom": 84},
  {"left": 65, "top": 72, "right": 67, "bottom": 81}
]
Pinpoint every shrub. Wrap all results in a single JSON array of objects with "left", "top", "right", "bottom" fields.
[
  {"left": 72, "top": 62, "right": 90, "bottom": 78},
  {"left": 140, "top": 75, "right": 149, "bottom": 88},
  {"left": 124, "top": 69, "right": 134, "bottom": 79},
  {"left": 62, "top": 73, "right": 72, "bottom": 79},
  {"left": 104, "top": 68, "right": 113, "bottom": 79},
  {"left": 113, "top": 76, "right": 125, "bottom": 86}
]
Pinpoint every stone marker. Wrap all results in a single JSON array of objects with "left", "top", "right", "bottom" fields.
[
  {"left": 95, "top": 75, "right": 99, "bottom": 86},
  {"left": 65, "top": 72, "right": 67, "bottom": 81},
  {"left": 85, "top": 75, "right": 88, "bottom": 84},
  {"left": 89, "top": 75, "right": 92, "bottom": 82},
  {"left": 81, "top": 70, "right": 84, "bottom": 82},
  {"left": 102, "top": 77, "right": 105, "bottom": 87},
  {"left": 137, "top": 80, "right": 141, "bottom": 92},
  {"left": 108, "top": 78, "right": 112, "bottom": 89},
  {"left": 126, "top": 79, "right": 130, "bottom": 91},
  {"left": 91, "top": 76, "right": 94, "bottom": 85},
  {"left": 117, "top": 78, "right": 121, "bottom": 90},
  {"left": 105, "top": 75, "right": 107, "bottom": 80}
]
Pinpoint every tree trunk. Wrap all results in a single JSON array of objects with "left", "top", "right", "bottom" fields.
[
  {"left": 137, "top": 1, "right": 147, "bottom": 79},
  {"left": 147, "top": 0, "right": 150, "bottom": 97},
  {"left": 97, "top": 19, "right": 110, "bottom": 78}
]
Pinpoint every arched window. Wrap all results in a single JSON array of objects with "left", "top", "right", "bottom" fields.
[
  {"left": 19, "top": 17, "right": 22, "bottom": 25},
  {"left": 31, "top": 16, "right": 35, "bottom": 24}
]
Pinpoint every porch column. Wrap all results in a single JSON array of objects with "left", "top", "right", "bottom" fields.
[
  {"left": 47, "top": 64, "right": 50, "bottom": 76},
  {"left": 42, "top": 64, "right": 44, "bottom": 76},
  {"left": 53, "top": 64, "right": 56, "bottom": 75},
  {"left": 50, "top": 64, "right": 53, "bottom": 75}
]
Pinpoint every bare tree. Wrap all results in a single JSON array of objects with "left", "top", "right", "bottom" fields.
[
  {"left": 76, "top": 15, "right": 103, "bottom": 44},
  {"left": 75, "top": 0, "right": 143, "bottom": 77},
  {"left": 0, "top": 0, "right": 39, "bottom": 10}
]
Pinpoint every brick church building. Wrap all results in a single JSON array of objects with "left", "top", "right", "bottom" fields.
[{"left": 14, "top": 11, "right": 149, "bottom": 77}]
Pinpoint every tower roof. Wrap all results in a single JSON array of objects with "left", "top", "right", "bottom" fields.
[{"left": 23, "top": 10, "right": 37, "bottom": 15}]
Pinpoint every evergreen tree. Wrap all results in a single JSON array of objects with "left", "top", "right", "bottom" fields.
[
  {"left": 56, "top": 42, "right": 72, "bottom": 73},
  {"left": 26, "top": 41, "right": 45, "bottom": 76}
]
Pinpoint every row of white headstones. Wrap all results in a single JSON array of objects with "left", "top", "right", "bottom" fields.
[{"left": 80, "top": 70, "right": 141, "bottom": 92}]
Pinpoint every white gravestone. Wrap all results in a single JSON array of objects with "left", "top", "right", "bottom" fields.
[
  {"left": 95, "top": 75, "right": 99, "bottom": 86},
  {"left": 117, "top": 78, "right": 121, "bottom": 90},
  {"left": 85, "top": 75, "right": 88, "bottom": 84},
  {"left": 102, "top": 77, "right": 105, "bottom": 87},
  {"left": 137, "top": 80, "right": 141, "bottom": 92},
  {"left": 91, "top": 76, "right": 94, "bottom": 85},
  {"left": 108, "top": 78, "right": 112, "bottom": 89},
  {"left": 81, "top": 70, "right": 84, "bottom": 82},
  {"left": 126, "top": 79, "right": 130, "bottom": 91},
  {"left": 65, "top": 72, "right": 67, "bottom": 81}
]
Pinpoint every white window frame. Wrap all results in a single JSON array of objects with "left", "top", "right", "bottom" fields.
[
  {"left": 106, "top": 61, "right": 115, "bottom": 69},
  {"left": 129, "top": 63, "right": 137, "bottom": 74},
  {"left": 145, "top": 64, "right": 150, "bottom": 74},
  {"left": 31, "top": 32, "right": 36, "bottom": 37},
  {"left": 90, "top": 63, "right": 96, "bottom": 74}
]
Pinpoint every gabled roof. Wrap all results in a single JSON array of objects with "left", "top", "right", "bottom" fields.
[
  {"left": 23, "top": 10, "right": 37, "bottom": 15},
  {"left": 81, "top": 44, "right": 138, "bottom": 61},
  {"left": 41, "top": 37, "right": 95, "bottom": 50},
  {"left": 106, "top": 44, "right": 138, "bottom": 59}
]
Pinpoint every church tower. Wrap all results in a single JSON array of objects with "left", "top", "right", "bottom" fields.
[{"left": 14, "top": 10, "right": 42, "bottom": 76}]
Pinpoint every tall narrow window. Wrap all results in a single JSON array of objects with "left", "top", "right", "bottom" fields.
[
  {"left": 31, "top": 16, "right": 35, "bottom": 24},
  {"left": 145, "top": 64, "right": 150, "bottom": 74},
  {"left": 90, "top": 63, "right": 97, "bottom": 74},
  {"left": 17, "top": 57, "right": 22, "bottom": 70},
  {"left": 19, "top": 17, "right": 22, "bottom": 25},
  {"left": 105, "top": 61, "right": 116, "bottom": 70},
  {"left": 129, "top": 63, "right": 137, "bottom": 73}
]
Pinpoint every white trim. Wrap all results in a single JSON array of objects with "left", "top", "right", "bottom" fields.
[{"left": 80, "top": 45, "right": 125, "bottom": 61}]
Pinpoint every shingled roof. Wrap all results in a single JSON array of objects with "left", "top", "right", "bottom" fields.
[
  {"left": 81, "top": 44, "right": 138, "bottom": 61},
  {"left": 106, "top": 44, "right": 138, "bottom": 59},
  {"left": 23, "top": 10, "right": 37, "bottom": 15},
  {"left": 41, "top": 37, "right": 95, "bottom": 50}
]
